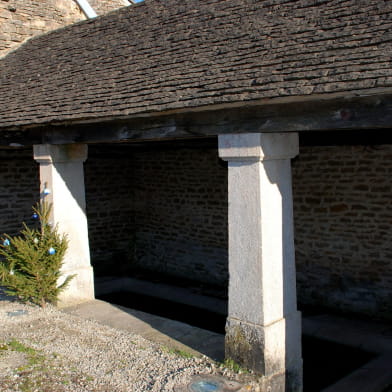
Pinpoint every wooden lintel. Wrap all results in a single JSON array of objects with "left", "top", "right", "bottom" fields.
[{"left": 1, "top": 93, "right": 392, "bottom": 146}]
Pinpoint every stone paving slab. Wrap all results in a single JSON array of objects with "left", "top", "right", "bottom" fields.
[
  {"left": 63, "top": 299, "right": 225, "bottom": 361},
  {"left": 321, "top": 353, "right": 392, "bottom": 392},
  {"left": 303, "top": 314, "right": 392, "bottom": 354},
  {"left": 95, "top": 276, "right": 227, "bottom": 315},
  {"left": 303, "top": 314, "right": 392, "bottom": 392}
]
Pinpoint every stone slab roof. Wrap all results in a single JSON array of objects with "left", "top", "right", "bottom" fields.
[{"left": 0, "top": 0, "right": 391, "bottom": 130}]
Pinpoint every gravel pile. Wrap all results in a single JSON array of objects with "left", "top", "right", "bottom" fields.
[{"left": 0, "top": 297, "right": 259, "bottom": 392}]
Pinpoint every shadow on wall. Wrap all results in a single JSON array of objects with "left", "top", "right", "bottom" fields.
[{"left": 85, "top": 141, "right": 229, "bottom": 297}]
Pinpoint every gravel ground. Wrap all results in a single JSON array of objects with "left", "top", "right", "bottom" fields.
[{"left": 0, "top": 297, "right": 260, "bottom": 392}]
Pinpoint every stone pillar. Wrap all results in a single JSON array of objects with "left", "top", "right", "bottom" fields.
[
  {"left": 33, "top": 144, "right": 94, "bottom": 306},
  {"left": 218, "top": 133, "right": 302, "bottom": 392}
]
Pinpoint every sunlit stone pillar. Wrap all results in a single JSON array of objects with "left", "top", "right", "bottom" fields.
[
  {"left": 33, "top": 144, "right": 94, "bottom": 306},
  {"left": 218, "top": 133, "right": 302, "bottom": 392}
]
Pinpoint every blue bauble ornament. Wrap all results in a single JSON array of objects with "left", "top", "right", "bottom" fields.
[
  {"left": 32, "top": 213, "right": 39, "bottom": 219},
  {"left": 3, "top": 239, "right": 10, "bottom": 246},
  {"left": 48, "top": 247, "right": 56, "bottom": 255},
  {"left": 43, "top": 188, "right": 51, "bottom": 195}
]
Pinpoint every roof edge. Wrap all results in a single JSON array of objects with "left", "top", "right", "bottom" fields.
[{"left": 2, "top": 87, "right": 392, "bottom": 133}]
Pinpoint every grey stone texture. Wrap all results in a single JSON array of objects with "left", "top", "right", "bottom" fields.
[
  {"left": 225, "top": 318, "right": 271, "bottom": 375},
  {"left": 219, "top": 133, "right": 302, "bottom": 384},
  {"left": 0, "top": 0, "right": 391, "bottom": 130},
  {"left": 34, "top": 144, "right": 94, "bottom": 305},
  {"left": 225, "top": 318, "right": 302, "bottom": 392}
]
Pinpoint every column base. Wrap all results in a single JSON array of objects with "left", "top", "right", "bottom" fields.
[
  {"left": 257, "top": 370, "right": 302, "bottom": 392},
  {"left": 225, "top": 313, "right": 302, "bottom": 392},
  {"left": 57, "top": 266, "right": 95, "bottom": 307}
]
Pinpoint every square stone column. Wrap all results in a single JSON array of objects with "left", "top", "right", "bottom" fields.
[
  {"left": 33, "top": 144, "right": 94, "bottom": 306},
  {"left": 218, "top": 133, "right": 302, "bottom": 392}
]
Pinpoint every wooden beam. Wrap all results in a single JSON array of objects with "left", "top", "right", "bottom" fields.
[{"left": 0, "top": 93, "right": 391, "bottom": 146}]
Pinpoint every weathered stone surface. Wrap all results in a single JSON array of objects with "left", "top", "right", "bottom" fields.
[
  {"left": 0, "top": 0, "right": 129, "bottom": 58},
  {"left": 34, "top": 143, "right": 94, "bottom": 305},
  {"left": 0, "top": 0, "right": 391, "bottom": 130},
  {"left": 218, "top": 133, "right": 299, "bottom": 162},
  {"left": 219, "top": 133, "right": 302, "bottom": 390},
  {"left": 225, "top": 318, "right": 272, "bottom": 375},
  {"left": 292, "top": 144, "right": 392, "bottom": 319},
  {"left": 225, "top": 317, "right": 302, "bottom": 391},
  {"left": 88, "top": 0, "right": 129, "bottom": 15},
  {"left": 0, "top": 0, "right": 83, "bottom": 57},
  {"left": 0, "top": 148, "right": 39, "bottom": 236}
]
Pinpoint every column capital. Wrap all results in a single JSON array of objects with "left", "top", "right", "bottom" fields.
[
  {"left": 218, "top": 133, "right": 298, "bottom": 162},
  {"left": 33, "top": 144, "right": 88, "bottom": 164}
]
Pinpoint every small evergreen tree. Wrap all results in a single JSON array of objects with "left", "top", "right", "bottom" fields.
[{"left": 0, "top": 202, "right": 73, "bottom": 307}]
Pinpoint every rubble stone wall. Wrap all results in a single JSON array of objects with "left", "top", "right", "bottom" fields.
[
  {"left": 84, "top": 142, "right": 392, "bottom": 319},
  {"left": 130, "top": 146, "right": 228, "bottom": 286},
  {"left": 0, "top": 148, "right": 39, "bottom": 236},
  {"left": 0, "top": 0, "right": 129, "bottom": 57},
  {"left": 293, "top": 144, "right": 392, "bottom": 319},
  {"left": 0, "top": 0, "right": 83, "bottom": 57},
  {"left": 84, "top": 146, "right": 135, "bottom": 277},
  {"left": 88, "top": 0, "right": 129, "bottom": 15},
  {"left": 85, "top": 144, "right": 228, "bottom": 286}
]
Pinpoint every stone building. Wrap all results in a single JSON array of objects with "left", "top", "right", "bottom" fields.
[
  {"left": 0, "top": 0, "right": 130, "bottom": 57},
  {"left": 0, "top": 0, "right": 391, "bottom": 390}
]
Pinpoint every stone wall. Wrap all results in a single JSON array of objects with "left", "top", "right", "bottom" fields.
[
  {"left": 131, "top": 145, "right": 228, "bottom": 286},
  {"left": 84, "top": 146, "right": 135, "bottom": 277},
  {"left": 292, "top": 144, "right": 392, "bottom": 319},
  {"left": 88, "top": 0, "right": 129, "bottom": 15},
  {"left": 85, "top": 141, "right": 392, "bottom": 320},
  {"left": 85, "top": 143, "right": 228, "bottom": 286},
  {"left": 0, "top": 148, "right": 39, "bottom": 236},
  {"left": 0, "top": 0, "right": 82, "bottom": 57},
  {"left": 0, "top": 0, "right": 129, "bottom": 57}
]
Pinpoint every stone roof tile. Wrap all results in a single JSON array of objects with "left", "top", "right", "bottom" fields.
[{"left": 0, "top": 0, "right": 391, "bottom": 130}]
